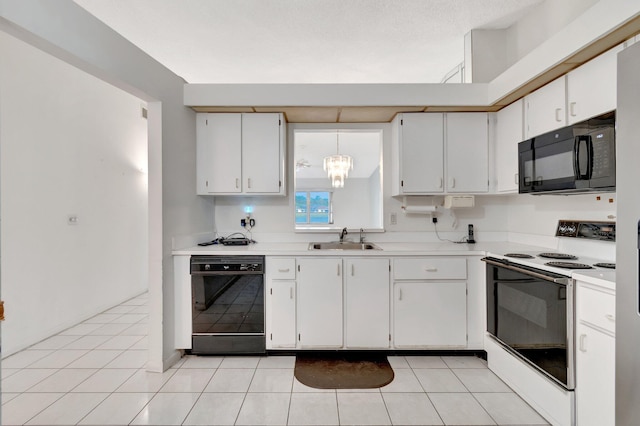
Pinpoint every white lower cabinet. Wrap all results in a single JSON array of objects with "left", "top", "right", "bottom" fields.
[
  {"left": 297, "top": 258, "right": 344, "bottom": 348},
  {"left": 266, "top": 258, "right": 297, "bottom": 349},
  {"left": 345, "top": 258, "right": 390, "bottom": 348},
  {"left": 393, "top": 281, "right": 467, "bottom": 347},
  {"left": 575, "top": 281, "right": 615, "bottom": 426}
]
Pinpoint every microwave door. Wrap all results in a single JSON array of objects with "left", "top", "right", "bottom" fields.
[{"left": 531, "top": 133, "right": 577, "bottom": 191}]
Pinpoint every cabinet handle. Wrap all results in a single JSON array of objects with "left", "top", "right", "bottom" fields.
[
  {"left": 555, "top": 108, "right": 562, "bottom": 122},
  {"left": 351, "top": 264, "right": 355, "bottom": 276},
  {"left": 235, "top": 178, "right": 239, "bottom": 189},
  {"left": 449, "top": 177, "right": 455, "bottom": 189},
  {"left": 514, "top": 173, "right": 519, "bottom": 184},
  {"left": 398, "top": 288, "right": 403, "bottom": 301},
  {"left": 337, "top": 264, "right": 341, "bottom": 276},
  {"left": 290, "top": 287, "right": 293, "bottom": 299},
  {"left": 425, "top": 267, "right": 438, "bottom": 272},
  {"left": 278, "top": 268, "right": 290, "bottom": 273},
  {"left": 438, "top": 177, "right": 443, "bottom": 189},
  {"left": 605, "top": 314, "right": 616, "bottom": 322},
  {"left": 248, "top": 178, "right": 252, "bottom": 189},
  {"left": 569, "top": 102, "right": 577, "bottom": 117},
  {"left": 579, "top": 333, "right": 587, "bottom": 352}
]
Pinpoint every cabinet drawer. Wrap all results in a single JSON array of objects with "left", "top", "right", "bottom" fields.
[
  {"left": 268, "top": 258, "right": 296, "bottom": 279},
  {"left": 578, "top": 284, "right": 615, "bottom": 334},
  {"left": 393, "top": 258, "right": 467, "bottom": 280}
]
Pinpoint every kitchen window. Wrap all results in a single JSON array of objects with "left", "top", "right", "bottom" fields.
[{"left": 295, "top": 191, "right": 332, "bottom": 224}]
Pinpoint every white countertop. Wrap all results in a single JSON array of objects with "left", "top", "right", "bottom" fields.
[{"left": 573, "top": 269, "right": 616, "bottom": 290}]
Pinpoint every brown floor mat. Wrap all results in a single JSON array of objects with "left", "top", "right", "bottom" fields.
[{"left": 294, "top": 353, "right": 394, "bottom": 389}]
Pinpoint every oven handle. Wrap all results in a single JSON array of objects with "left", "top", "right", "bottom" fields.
[
  {"left": 482, "top": 257, "right": 571, "bottom": 285},
  {"left": 190, "top": 270, "right": 263, "bottom": 276}
]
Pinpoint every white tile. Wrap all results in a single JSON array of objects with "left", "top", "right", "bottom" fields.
[
  {"left": 2, "top": 350, "right": 54, "bottom": 368},
  {"left": 62, "top": 335, "right": 112, "bottom": 350},
  {"left": 219, "top": 356, "right": 261, "bottom": 369},
  {"left": 111, "top": 313, "right": 147, "bottom": 324},
  {"left": 414, "top": 368, "right": 468, "bottom": 392},
  {"left": 116, "top": 369, "right": 177, "bottom": 393},
  {"left": 105, "top": 349, "right": 147, "bottom": 368},
  {"left": 159, "top": 368, "right": 215, "bottom": 393},
  {"left": 30, "top": 335, "right": 81, "bottom": 350},
  {"left": 89, "top": 322, "right": 132, "bottom": 335},
  {"left": 336, "top": 387, "right": 381, "bottom": 393},
  {"left": 130, "top": 392, "right": 200, "bottom": 425},
  {"left": 405, "top": 356, "right": 448, "bottom": 369},
  {"left": 96, "top": 335, "right": 145, "bottom": 350},
  {"left": 235, "top": 393, "right": 290, "bottom": 426},
  {"left": 58, "top": 323, "right": 103, "bottom": 336},
  {"left": 1, "top": 393, "right": 63, "bottom": 426},
  {"left": 204, "top": 368, "right": 255, "bottom": 392},
  {"left": 292, "top": 377, "right": 336, "bottom": 393},
  {"left": 83, "top": 313, "right": 122, "bottom": 324},
  {"left": 287, "top": 393, "right": 339, "bottom": 426},
  {"left": 121, "top": 323, "right": 148, "bottom": 336},
  {"left": 257, "top": 355, "right": 296, "bottom": 368},
  {"left": 180, "top": 355, "right": 223, "bottom": 369},
  {"left": 72, "top": 368, "right": 137, "bottom": 392},
  {"left": 1, "top": 368, "right": 58, "bottom": 393},
  {"left": 382, "top": 392, "right": 444, "bottom": 425},
  {"left": 428, "top": 393, "right": 496, "bottom": 425},
  {"left": 474, "top": 392, "right": 550, "bottom": 425},
  {"left": 442, "top": 356, "right": 488, "bottom": 369},
  {"left": 452, "top": 368, "right": 512, "bottom": 392},
  {"left": 25, "top": 392, "right": 109, "bottom": 425},
  {"left": 66, "top": 349, "right": 123, "bottom": 368},
  {"left": 27, "top": 349, "right": 88, "bottom": 368},
  {"left": 380, "top": 368, "right": 424, "bottom": 393},
  {"left": 104, "top": 305, "right": 137, "bottom": 314},
  {"left": 386, "top": 356, "right": 410, "bottom": 369},
  {"left": 130, "top": 336, "right": 148, "bottom": 350},
  {"left": 128, "top": 305, "right": 150, "bottom": 314},
  {"left": 78, "top": 393, "right": 153, "bottom": 425},
  {"left": 248, "top": 368, "right": 294, "bottom": 392},
  {"left": 2, "top": 392, "right": 20, "bottom": 405},
  {"left": 182, "top": 393, "right": 244, "bottom": 425},
  {"left": 27, "top": 368, "right": 97, "bottom": 393},
  {"left": 171, "top": 356, "right": 187, "bottom": 369},
  {"left": 337, "top": 392, "right": 391, "bottom": 425},
  {"left": 2, "top": 368, "right": 20, "bottom": 380}
]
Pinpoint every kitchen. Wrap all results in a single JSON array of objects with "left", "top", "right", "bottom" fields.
[{"left": 1, "top": 0, "right": 640, "bottom": 425}]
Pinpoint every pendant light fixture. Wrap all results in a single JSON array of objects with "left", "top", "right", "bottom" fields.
[{"left": 323, "top": 131, "right": 353, "bottom": 188}]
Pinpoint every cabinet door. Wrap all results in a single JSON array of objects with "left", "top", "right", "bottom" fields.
[
  {"left": 393, "top": 281, "right": 467, "bottom": 347},
  {"left": 242, "top": 113, "right": 283, "bottom": 194},
  {"left": 197, "top": 113, "right": 242, "bottom": 193},
  {"left": 345, "top": 258, "right": 390, "bottom": 348},
  {"left": 267, "top": 280, "right": 296, "bottom": 348},
  {"left": 297, "top": 258, "right": 343, "bottom": 348},
  {"left": 525, "top": 77, "right": 566, "bottom": 138},
  {"left": 446, "top": 113, "right": 488, "bottom": 193},
  {"left": 495, "top": 100, "right": 524, "bottom": 193},
  {"left": 567, "top": 45, "right": 621, "bottom": 124},
  {"left": 398, "top": 113, "right": 444, "bottom": 193},
  {"left": 576, "top": 323, "right": 615, "bottom": 426}
]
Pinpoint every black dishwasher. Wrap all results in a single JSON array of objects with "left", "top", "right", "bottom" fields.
[{"left": 190, "top": 255, "right": 265, "bottom": 354}]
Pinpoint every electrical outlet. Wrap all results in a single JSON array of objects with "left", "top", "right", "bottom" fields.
[{"left": 390, "top": 212, "right": 397, "bottom": 225}]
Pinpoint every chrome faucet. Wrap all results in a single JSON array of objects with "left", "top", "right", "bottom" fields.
[
  {"left": 359, "top": 228, "right": 365, "bottom": 243},
  {"left": 339, "top": 227, "right": 348, "bottom": 242}
]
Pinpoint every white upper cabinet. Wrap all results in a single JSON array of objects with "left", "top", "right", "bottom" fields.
[
  {"left": 445, "top": 113, "right": 489, "bottom": 193},
  {"left": 567, "top": 45, "right": 622, "bottom": 124},
  {"left": 494, "top": 100, "right": 524, "bottom": 193},
  {"left": 524, "top": 76, "right": 566, "bottom": 139},
  {"left": 196, "top": 112, "right": 286, "bottom": 195},
  {"left": 392, "top": 113, "right": 444, "bottom": 195}
]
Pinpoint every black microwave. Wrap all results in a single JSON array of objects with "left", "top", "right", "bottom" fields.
[{"left": 518, "top": 111, "right": 615, "bottom": 194}]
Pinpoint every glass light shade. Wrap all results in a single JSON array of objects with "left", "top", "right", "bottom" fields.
[{"left": 323, "top": 154, "right": 353, "bottom": 188}]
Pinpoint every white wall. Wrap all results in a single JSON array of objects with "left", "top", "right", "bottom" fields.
[
  {"left": 0, "top": 0, "right": 214, "bottom": 371},
  {"left": 0, "top": 32, "right": 148, "bottom": 355}
]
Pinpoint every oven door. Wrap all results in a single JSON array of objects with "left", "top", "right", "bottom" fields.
[{"left": 484, "top": 257, "right": 575, "bottom": 390}]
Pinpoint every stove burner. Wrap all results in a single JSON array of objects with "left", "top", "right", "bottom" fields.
[
  {"left": 594, "top": 263, "right": 616, "bottom": 269},
  {"left": 545, "top": 261, "right": 594, "bottom": 269},
  {"left": 504, "top": 253, "right": 535, "bottom": 259},
  {"left": 539, "top": 252, "right": 578, "bottom": 260}
]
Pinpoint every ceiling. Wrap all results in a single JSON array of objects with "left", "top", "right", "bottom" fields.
[{"left": 74, "top": 0, "right": 543, "bottom": 85}]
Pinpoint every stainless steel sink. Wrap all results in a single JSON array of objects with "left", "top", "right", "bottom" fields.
[{"left": 308, "top": 241, "right": 381, "bottom": 250}]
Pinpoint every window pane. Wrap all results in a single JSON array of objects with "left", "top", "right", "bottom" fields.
[
  {"left": 295, "top": 191, "right": 308, "bottom": 224},
  {"left": 309, "top": 191, "right": 330, "bottom": 223}
]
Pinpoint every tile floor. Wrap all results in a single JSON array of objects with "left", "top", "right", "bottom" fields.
[{"left": 1, "top": 293, "right": 550, "bottom": 425}]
